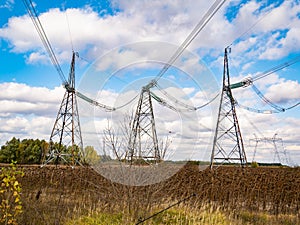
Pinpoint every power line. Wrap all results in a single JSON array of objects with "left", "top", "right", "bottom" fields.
[
  {"left": 76, "top": 55, "right": 141, "bottom": 111},
  {"left": 22, "top": 0, "right": 124, "bottom": 112},
  {"left": 228, "top": 53, "right": 300, "bottom": 113},
  {"left": 251, "top": 84, "right": 285, "bottom": 112},
  {"left": 155, "top": 83, "right": 219, "bottom": 111},
  {"left": 252, "top": 55, "right": 300, "bottom": 82},
  {"left": 227, "top": 3, "right": 274, "bottom": 48},
  {"left": 64, "top": 8, "right": 74, "bottom": 52},
  {"left": 236, "top": 103, "right": 280, "bottom": 114},
  {"left": 153, "top": 0, "right": 227, "bottom": 83},
  {"left": 22, "top": 0, "right": 68, "bottom": 85},
  {"left": 137, "top": 0, "right": 226, "bottom": 113}
]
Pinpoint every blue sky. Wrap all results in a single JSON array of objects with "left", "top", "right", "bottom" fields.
[{"left": 0, "top": 0, "right": 300, "bottom": 164}]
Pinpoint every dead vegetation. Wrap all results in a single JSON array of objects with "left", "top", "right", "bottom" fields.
[{"left": 5, "top": 163, "right": 300, "bottom": 224}]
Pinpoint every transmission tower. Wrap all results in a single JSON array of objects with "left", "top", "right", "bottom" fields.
[
  {"left": 127, "top": 81, "right": 161, "bottom": 165},
  {"left": 210, "top": 48, "right": 247, "bottom": 167},
  {"left": 43, "top": 52, "right": 83, "bottom": 166},
  {"left": 250, "top": 133, "right": 290, "bottom": 165}
]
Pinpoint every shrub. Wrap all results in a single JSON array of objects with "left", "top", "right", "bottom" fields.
[{"left": 0, "top": 163, "right": 24, "bottom": 225}]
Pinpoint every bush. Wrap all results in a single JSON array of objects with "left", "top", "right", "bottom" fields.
[
  {"left": 251, "top": 161, "right": 259, "bottom": 168},
  {"left": 0, "top": 163, "right": 24, "bottom": 224}
]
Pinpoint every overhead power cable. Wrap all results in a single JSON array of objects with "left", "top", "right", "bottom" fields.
[
  {"left": 285, "top": 102, "right": 300, "bottom": 110},
  {"left": 140, "top": 0, "right": 226, "bottom": 112},
  {"left": 64, "top": 8, "right": 74, "bottom": 52},
  {"left": 77, "top": 55, "right": 142, "bottom": 110},
  {"left": 114, "top": 93, "right": 140, "bottom": 110},
  {"left": 236, "top": 88, "right": 300, "bottom": 114},
  {"left": 150, "top": 91, "right": 180, "bottom": 112},
  {"left": 75, "top": 91, "right": 115, "bottom": 111},
  {"left": 236, "top": 103, "right": 280, "bottom": 114},
  {"left": 229, "top": 53, "right": 300, "bottom": 113},
  {"left": 153, "top": 0, "right": 226, "bottom": 83},
  {"left": 155, "top": 83, "right": 197, "bottom": 111},
  {"left": 22, "top": 0, "right": 68, "bottom": 85},
  {"left": 230, "top": 54, "right": 300, "bottom": 88},
  {"left": 155, "top": 83, "right": 219, "bottom": 111},
  {"left": 227, "top": 3, "right": 274, "bottom": 48},
  {"left": 22, "top": 0, "right": 121, "bottom": 111},
  {"left": 251, "top": 84, "right": 285, "bottom": 112},
  {"left": 252, "top": 54, "right": 300, "bottom": 82}
]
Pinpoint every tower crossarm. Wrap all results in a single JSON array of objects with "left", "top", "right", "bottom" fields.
[{"left": 229, "top": 78, "right": 253, "bottom": 90}]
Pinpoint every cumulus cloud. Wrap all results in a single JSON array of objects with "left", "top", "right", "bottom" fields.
[
  {"left": 0, "top": 0, "right": 299, "bottom": 69},
  {"left": 226, "top": 1, "right": 300, "bottom": 67},
  {"left": 26, "top": 52, "right": 50, "bottom": 64},
  {"left": 0, "top": 82, "right": 63, "bottom": 144},
  {"left": 0, "top": 1, "right": 300, "bottom": 163},
  {"left": 0, "top": 1, "right": 241, "bottom": 65},
  {"left": 0, "top": 82, "right": 64, "bottom": 104},
  {"left": 0, "top": 79, "right": 299, "bottom": 164},
  {"left": 265, "top": 79, "right": 300, "bottom": 104}
]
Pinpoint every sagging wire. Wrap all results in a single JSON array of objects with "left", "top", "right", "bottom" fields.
[{"left": 22, "top": 0, "right": 68, "bottom": 85}]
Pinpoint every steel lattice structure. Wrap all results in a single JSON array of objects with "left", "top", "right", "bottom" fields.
[
  {"left": 250, "top": 134, "right": 291, "bottom": 165},
  {"left": 127, "top": 83, "right": 161, "bottom": 164},
  {"left": 43, "top": 52, "right": 83, "bottom": 166},
  {"left": 210, "top": 48, "right": 247, "bottom": 167}
]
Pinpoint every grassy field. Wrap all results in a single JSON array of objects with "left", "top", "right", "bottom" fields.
[{"left": 1, "top": 163, "right": 300, "bottom": 224}]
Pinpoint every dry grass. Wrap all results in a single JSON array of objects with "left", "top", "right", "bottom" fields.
[{"left": 2, "top": 163, "right": 298, "bottom": 224}]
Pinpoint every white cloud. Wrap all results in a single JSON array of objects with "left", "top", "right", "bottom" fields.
[
  {"left": 0, "top": 82, "right": 64, "bottom": 144},
  {"left": 0, "top": 1, "right": 232, "bottom": 65},
  {"left": 0, "top": 1, "right": 299, "bottom": 62},
  {"left": 226, "top": 1, "right": 300, "bottom": 65},
  {"left": 0, "top": 0, "right": 14, "bottom": 10},
  {"left": 0, "top": 82, "right": 64, "bottom": 104},
  {"left": 0, "top": 0, "right": 299, "bottom": 69},
  {"left": 0, "top": 79, "right": 299, "bottom": 164},
  {"left": 0, "top": 1, "right": 300, "bottom": 164},
  {"left": 26, "top": 52, "right": 50, "bottom": 64},
  {"left": 265, "top": 79, "right": 300, "bottom": 104}
]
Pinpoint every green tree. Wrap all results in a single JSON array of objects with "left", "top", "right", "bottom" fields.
[
  {"left": 0, "top": 138, "right": 20, "bottom": 163},
  {"left": 83, "top": 146, "right": 100, "bottom": 165},
  {"left": 0, "top": 138, "right": 48, "bottom": 164}
]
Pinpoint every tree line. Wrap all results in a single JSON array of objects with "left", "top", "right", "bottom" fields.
[{"left": 0, "top": 137, "right": 101, "bottom": 165}]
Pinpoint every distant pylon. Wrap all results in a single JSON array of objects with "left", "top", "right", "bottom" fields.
[
  {"left": 210, "top": 48, "right": 247, "bottom": 168},
  {"left": 250, "top": 133, "right": 290, "bottom": 165},
  {"left": 127, "top": 82, "right": 160, "bottom": 164},
  {"left": 43, "top": 52, "right": 83, "bottom": 166}
]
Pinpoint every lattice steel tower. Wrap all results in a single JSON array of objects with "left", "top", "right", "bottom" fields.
[
  {"left": 210, "top": 48, "right": 247, "bottom": 167},
  {"left": 127, "top": 81, "right": 161, "bottom": 164},
  {"left": 250, "top": 133, "right": 290, "bottom": 165},
  {"left": 43, "top": 52, "right": 83, "bottom": 166}
]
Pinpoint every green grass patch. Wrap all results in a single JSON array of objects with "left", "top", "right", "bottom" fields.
[
  {"left": 236, "top": 211, "right": 299, "bottom": 225},
  {"left": 65, "top": 207, "right": 300, "bottom": 225},
  {"left": 64, "top": 206, "right": 232, "bottom": 225},
  {"left": 65, "top": 212, "right": 123, "bottom": 225}
]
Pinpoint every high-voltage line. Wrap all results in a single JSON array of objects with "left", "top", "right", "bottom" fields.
[
  {"left": 22, "top": 0, "right": 116, "bottom": 112},
  {"left": 153, "top": 0, "right": 226, "bottom": 83},
  {"left": 22, "top": 0, "right": 67, "bottom": 85},
  {"left": 127, "top": 0, "right": 227, "bottom": 164},
  {"left": 229, "top": 54, "right": 300, "bottom": 113},
  {"left": 153, "top": 52, "right": 300, "bottom": 113}
]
